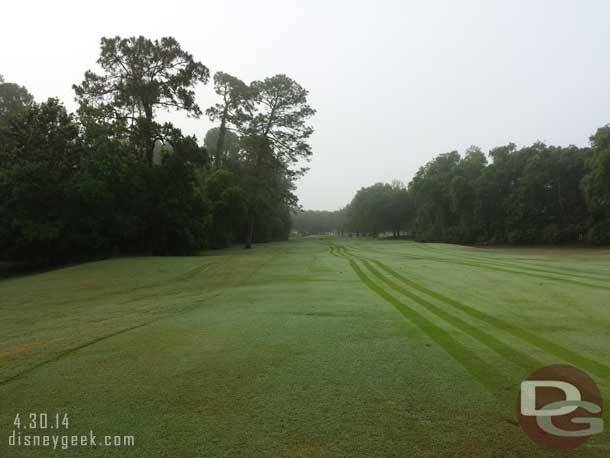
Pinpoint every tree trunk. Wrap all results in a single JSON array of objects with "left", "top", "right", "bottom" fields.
[
  {"left": 245, "top": 216, "right": 255, "bottom": 249},
  {"left": 215, "top": 107, "right": 228, "bottom": 168},
  {"left": 144, "top": 106, "right": 155, "bottom": 165}
]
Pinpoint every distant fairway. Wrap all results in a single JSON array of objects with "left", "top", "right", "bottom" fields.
[{"left": 1, "top": 239, "right": 609, "bottom": 457}]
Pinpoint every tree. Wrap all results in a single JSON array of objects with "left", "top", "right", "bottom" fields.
[
  {"left": 239, "top": 134, "right": 298, "bottom": 247},
  {"left": 449, "top": 147, "right": 487, "bottom": 242},
  {"left": 386, "top": 181, "right": 412, "bottom": 237},
  {"left": 206, "top": 72, "right": 251, "bottom": 167},
  {"left": 1, "top": 37, "right": 320, "bottom": 268},
  {"left": 0, "top": 98, "right": 80, "bottom": 167},
  {"left": 409, "top": 151, "right": 461, "bottom": 241},
  {"left": 204, "top": 168, "right": 245, "bottom": 247},
  {"left": 0, "top": 99, "right": 83, "bottom": 264},
  {"left": 0, "top": 75, "right": 34, "bottom": 125},
  {"left": 242, "top": 74, "right": 316, "bottom": 247},
  {"left": 145, "top": 151, "right": 209, "bottom": 255},
  {"left": 249, "top": 74, "right": 315, "bottom": 164},
  {"left": 342, "top": 182, "right": 411, "bottom": 238},
  {"left": 292, "top": 210, "right": 346, "bottom": 235},
  {"left": 73, "top": 36, "right": 210, "bottom": 163},
  {"left": 582, "top": 125, "right": 610, "bottom": 244}
]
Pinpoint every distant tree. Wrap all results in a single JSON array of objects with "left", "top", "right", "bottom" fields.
[
  {"left": 343, "top": 182, "right": 408, "bottom": 237},
  {"left": 73, "top": 36, "right": 210, "bottom": 163},
  {"left": 206, "top": 72, "right": 251, "bottom": 167},
  {"left": 204, "top": 127, "right": 241, "bottom": 164},
  {"left": 292, "top": 209, "right": 346, "bottom": 235},
  {"left": 153, "top": 122, "right": 208, "bottom": 167}
]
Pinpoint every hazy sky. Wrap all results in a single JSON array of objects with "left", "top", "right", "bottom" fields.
[{"left": 2, "top": 0, "right": 609, "bottom": 210}]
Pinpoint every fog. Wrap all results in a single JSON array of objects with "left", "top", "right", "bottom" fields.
[{"left": 2, "top": 0, "right": 609, "bottom": 210}]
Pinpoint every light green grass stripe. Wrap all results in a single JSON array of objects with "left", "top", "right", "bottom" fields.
[
  {"left": 347, "top": 258, "right": 507, "bottom": 396},
  {"left": 369, "top": 258, "right": 610, "bottom": 381},
  {"left": 359, "top": 259, "right": 541, "bottom": 372}
]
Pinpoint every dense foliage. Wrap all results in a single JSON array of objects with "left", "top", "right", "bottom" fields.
[
  {"left": 293, "top": 134, "right": 610, "bottom": 245},
  {"left": 0, "top": 36, "right": 315, "bottom": 266}
]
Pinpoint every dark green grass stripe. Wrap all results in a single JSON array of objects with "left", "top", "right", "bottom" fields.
[
  {"left": 359, "top": 259, "right": 541, "bottom": 372},
  {"left": 369, "top": 258, "right": 610, "bottom": 380},
  {"left": 348, "top": 259, "right": 508, "bottom": 395}
]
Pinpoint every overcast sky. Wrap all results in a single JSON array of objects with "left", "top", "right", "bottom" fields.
[{"left": 2, "top": 0, "right": 609, "bottom": 210}]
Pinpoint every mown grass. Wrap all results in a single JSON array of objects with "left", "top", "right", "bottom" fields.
[{"left": 1, "top": 238, "right": 609, "bottom": 457}]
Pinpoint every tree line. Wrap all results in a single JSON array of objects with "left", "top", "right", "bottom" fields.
[
  {"left": 0, "top": 36, "right": 315, "bottom": 266},
  {"left": 294, "top": 132, "right": 610, "bottom": 245}
]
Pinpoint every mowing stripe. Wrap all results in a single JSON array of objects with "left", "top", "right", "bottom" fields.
[
  {"left": 409, "top": 243, "right": 610, "bottom": 284},
  {"left": 422, "top": 248, "right": 610, "bottom": 284},
  {"left": 358, "top": 259, "right": 542, "bottom": 372},
  {"left": 336, "top": 244, "right": 610, "bottom": 380},
  {"left": 352, "top": 242, "right": 610, "bottom": 288},
  {"left": 396, "top": 251, "right": 610, "bottom": 292},
  {"left": 348, "top": 259, "right": 508, "bottom": 395},
  {"left": 0, "top": 322, "right": 151, "bottom": 386},
  {"left": 0, "top": 291, "right": 224, "bottom": 387},
  {"left": 338, "top": 244, "right": 544, "bottom": 371},
  {"left": 367, "top": 257, "right": 610, "bottom": 380}
]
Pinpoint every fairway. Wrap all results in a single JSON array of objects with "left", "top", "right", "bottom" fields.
[{"left": 1, "top": 238, "right": 609, "bottom": 457}]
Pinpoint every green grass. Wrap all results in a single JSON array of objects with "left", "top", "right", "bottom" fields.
[{"left": 1, "top": 238, "right": 609, "bottom": 457}]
